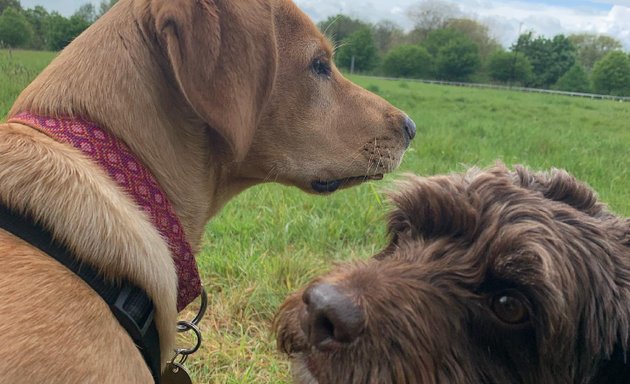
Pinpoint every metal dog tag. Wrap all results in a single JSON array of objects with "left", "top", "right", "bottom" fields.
[{"left": 162, "top": 362, "right": 193, "bottom": 384}]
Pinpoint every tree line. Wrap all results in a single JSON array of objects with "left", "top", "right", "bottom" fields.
[
  {"left": 320, "top": 1, "right": 630, "bottom": 96},
  {"left": 0, "top": 0, "right": 116, "bottom": 51},
  {"left": 1, "top": 0, "right": 629, "bottom": 96}
]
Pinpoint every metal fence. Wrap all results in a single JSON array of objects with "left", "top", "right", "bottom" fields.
[{"left": 365, "top": 76, "right": 630, "bottom": 102}]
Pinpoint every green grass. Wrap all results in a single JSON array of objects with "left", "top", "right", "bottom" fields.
[
  {"left": 355, "top": 77, "right": 630, "bottom": 213},
  {"left": 2, "top": 50, "right": 630, "bottom": 382},
  {"left": 0, "top": 50, "right": 57, "bottom": 117}
]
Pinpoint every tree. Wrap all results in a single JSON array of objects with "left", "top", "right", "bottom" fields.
[
  {"left": 554, "top": 64, "right": 591, "bottom": 93},
  {"left": 74, "top": 3, "right": 97, "bottom": 24},
  {"left": 0, "top": 7, "right": 33, "bottom": 48},
  {"left": 547, "top": 35, "right": 577, "bottom": 85},
  {"left": 23, "top": 5, "right": 49, "bottom": 50},
  {"left": 98, "top": 0, "right": 118, "bottom": 17},
  {"left": 421, "top": 28, "right": 481, "bottom": 80},
  {"left": 407, "top": 0, "right": 461, "bottom": 40},
  {"left": 591, "top": 51, "right": 630, "bottom": 96},
  {"left": 446, "top": 18, "right": 500, "bottom": 61},
  {"left": 335, "top": 28, "right": 379, "bottom": 72},
  {"left": 487, "top": 50, "right": 533, "bottom": 85},
  {"left": 422, "top": 28, "right": 464, "bottom": 57},
  {"left": 44, "top": 12, "right": 90, "bottom": 51},
  {"left": 44, "top": 13, "right": 72, "bottom": 50},
  {"left": 569, "top": 33, "right": 622, "bottom": 71},
  {"left": 317, "top": 14, "right": 370, "bottom": 45},
  {"left": 435, "top": 34, "right": 481, "bottom": 81},
  {"left": 382, "top": 45, "right": 433, "bottom": 78},
  {"left": 0, "top": 0, "right": 21, "bottom": 14},
  {"left": 513, "top": 32, "right": 576, "bottom": 88},
  {"left": 372, "top": 20, "right": 404, "bottom": 55},
  {"left": 405, "top": 27, "right": 426, "bottom": 45}
]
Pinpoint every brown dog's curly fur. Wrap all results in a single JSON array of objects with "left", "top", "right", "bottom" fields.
[{"left": 275, "top": 164, "right": 630, "bottom": 384}]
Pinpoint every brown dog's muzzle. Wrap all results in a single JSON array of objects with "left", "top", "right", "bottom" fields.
[{"left": 300, "top": 282, "right": 365, "bottom": 350}]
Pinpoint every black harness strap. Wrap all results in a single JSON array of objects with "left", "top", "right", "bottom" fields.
[{"left": 0, "top": 203, "right": 162, "bottom": 383}]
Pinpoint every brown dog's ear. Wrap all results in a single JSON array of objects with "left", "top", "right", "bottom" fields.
[
  {"left": 151, "top": 0, "right": 277, "bottom": 160},
  {"left": 513, "top": 165, "right": 612, "bottom": 218},
  {"left": 385, "top": 174, "right": 479, "bottom": 242}
]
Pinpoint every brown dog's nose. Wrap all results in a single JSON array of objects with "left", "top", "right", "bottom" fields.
[
  {"left": 403, "top": 115, "right": 417, "bottom": 143},
  {"left": 300, "top": 283, "right": 365, "bottom": 349}
]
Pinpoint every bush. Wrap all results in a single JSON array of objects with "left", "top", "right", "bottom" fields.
[
  {"left": 487, "top": 50, "right": 533, "bottom": 85},
  {"left": 0, "top": 7, "right": 34, "bottom": 48},
  {"left": 422, "top": 29, "right": 463, "bottom": 57},
  {"left": 554, "top": 64, "right": 591, "bottom": 93},
  {"left": 381, "top": 45, "right": 432, "bottom": 79},
  {"left": 591, "top": 51, "right": 630, "bottom": 96},
  {"left": 435, "top": 35, "right": 481, "bottom": 81}
]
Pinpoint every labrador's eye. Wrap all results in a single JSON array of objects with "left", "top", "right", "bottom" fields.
[
  {"left": 491, "top": 292, "right": 530, "bottom": 325},
  {"left": 312, "top": 58, "right": 331, "bottom": 78}
]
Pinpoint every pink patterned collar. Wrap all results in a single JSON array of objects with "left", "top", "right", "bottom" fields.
[{"left": 9, "top": 112, "right": 201, "bottom": 311}]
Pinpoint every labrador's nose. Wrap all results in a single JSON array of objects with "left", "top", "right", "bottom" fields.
[
  {"left": 403, "top": 115, "right": 417, "bottom": 144},
  {"left": 300, "top": 282, "right": 365, "bottom": 350}
]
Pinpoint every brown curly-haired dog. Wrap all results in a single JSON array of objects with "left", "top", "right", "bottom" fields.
[{"left": 275, "top": 165, "right": 630, "bottom": 384}]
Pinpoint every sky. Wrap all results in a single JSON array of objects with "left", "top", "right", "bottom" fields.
[{"left": 20, "top": 0, "right": 630, "bottom": 49}]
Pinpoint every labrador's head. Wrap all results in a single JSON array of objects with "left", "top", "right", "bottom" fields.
[
  {"left": 245, "top": 0, "right": 415, "bottom": 194},
  {"left": 152, "top": 0, "right": 414, "bottom": 194}
]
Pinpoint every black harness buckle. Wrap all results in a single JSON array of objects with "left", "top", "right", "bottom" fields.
[{"left": 112, "top": 284, "right": 156, "bottom": 341}]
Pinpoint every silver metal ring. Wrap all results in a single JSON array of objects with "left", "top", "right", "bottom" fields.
[
  {"left": 170, "top": 286, "right": 207, "bottom": 364},
  {"left": 174, "top": 321, "right": 202, "bottom": 356},
  {"left": 177, "top": 286, "right": 208, "bottom": 331}
]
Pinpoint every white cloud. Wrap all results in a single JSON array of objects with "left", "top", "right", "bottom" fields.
[
  {"left": 604, "top": 6, "right": 630, "bottom": 48},
  {"left": 17, "top": 0, "right": 630, "bottom": 50},
  {"left": 596, "top": 0, "right": 630, "bottom": 5},
  {"left": 294, "top": 0, "right": 630, "bottom": 50}
]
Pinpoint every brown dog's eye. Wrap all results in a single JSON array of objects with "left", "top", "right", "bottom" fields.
[
  {"left": 491, "top": 293, "right": 529, "bottom": 324},
  {"left": 312, "top": 58, "right": 331, "bottom": 78}
]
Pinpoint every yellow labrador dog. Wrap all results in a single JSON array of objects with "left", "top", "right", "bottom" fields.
[{"left": 0, "top": 0, "right": 415, "bottom": 382}]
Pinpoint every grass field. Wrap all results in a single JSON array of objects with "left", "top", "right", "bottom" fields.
[{"left": 2, "top": 50, "right": 630, "bottom": 382}]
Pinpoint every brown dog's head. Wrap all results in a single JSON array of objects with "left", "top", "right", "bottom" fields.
[
  {"left": 151, "top": 0, "right": 414, "bottom": 194},
  {"left": 275, "top": 165, "right": 630, "bottom": 383}
]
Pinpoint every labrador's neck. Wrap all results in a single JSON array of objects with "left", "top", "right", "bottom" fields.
[{"left": 8, "top": 0, "right": 248, "bottom": 251}]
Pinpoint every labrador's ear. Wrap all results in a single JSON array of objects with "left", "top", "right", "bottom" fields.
[{"left": 151, "top": 0, "right": 277, "bottom": 160}]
